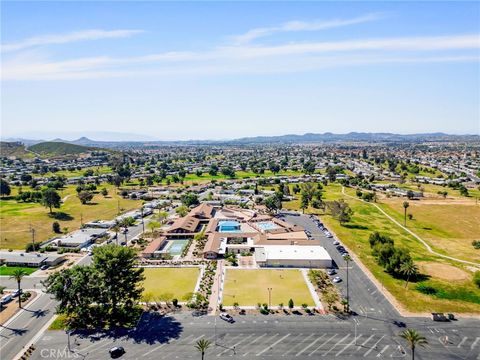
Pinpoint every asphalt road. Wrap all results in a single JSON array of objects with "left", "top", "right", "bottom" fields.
[
  {"left": 26, "top": 313, "right": 480, "bottom": 360},
  {"left": 280, "top": 213, "right": 398, "bottom": 320}
]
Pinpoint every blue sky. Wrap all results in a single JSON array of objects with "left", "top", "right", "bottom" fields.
[{"left": 1, "top": 1, "right": 479, "bottom": 140}]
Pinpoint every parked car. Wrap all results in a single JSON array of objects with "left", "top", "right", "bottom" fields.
[
  {"left": 109, "top": 346, "right": 125, "bottom": 358},
  {"left": 40, "top": 264, "right": 49, "bottom": 270},
  {"left": 332, "top": 276, "right": 342, "bottom": 283},
  {"left": 0, "top": 295, "right": 12, "bottom": 305},
  {"left": 327, "top": 269, "right": 336, "bottom": 275},
  {"left": 341, "top": 252, "right": 350, "bottom": 257},
  {"left": 220, "top": 313, "right": 234, "bottom": 323},
  {"left": 333, "top": 240, "right": 340, "bottom": 245},
  {"left": 432, "top": 313, "right": 449, "bottom": 322},
  {"left": 11, "top": 289, "right": 23, "bottom": 298}
]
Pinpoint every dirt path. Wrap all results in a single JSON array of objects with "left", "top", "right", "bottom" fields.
[{"left": 341, "top": 186, "right": 480, "bottom": 268}]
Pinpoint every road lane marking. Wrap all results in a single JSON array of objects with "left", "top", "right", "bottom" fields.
[
  {"left": 458, "top": 337, "right": 468, "bottom": 348},
  {"left": 322, "top": 334, "right": 349, "bottom": 357},
  {"left": 256, "top": 333, "right": 290, "bottom": 356},
  {"left": 363, "top": 335, "right": 385, "bottom": 357},
  {"left": 308, "top": 334, "right": 337, "bottom": 356},
  {"left": 295, "top": 334, "right": 325, "bottom": 357},
  {"left": 472, "top": 337, "right": 480, "bottom": 349}
]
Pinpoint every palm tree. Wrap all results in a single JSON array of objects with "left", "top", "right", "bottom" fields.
[
  {"left": 195, "top": 339, "right": 212, "bottom": 360},
  {"left": 10, "top": 268, "right": 27, "bottom": 308},
  {"left": 112, "top": 221, "right": 120, "bottom": 245},
  {"left": 399, "top": 329, "right": 428, "bottom": 360},
  {"left": 402, "top": 201, "right": 410, "bottom": 226},
  {"left": 344, "top": 255, "right": 352, "bottom": 312},
  {"left": 400, "top": 261, "right": 419, "bottom": 289}
]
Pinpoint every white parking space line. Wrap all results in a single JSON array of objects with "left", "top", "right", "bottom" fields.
[
  {"left": 142, "top": 343, "right": 168, "bottom": 357},
  {"left": 471, "top": 337, "right": 480, "bottom": 349},
  {"left": 356, "top": 334, "right": 374, "bottom": 351},
  {"left": 282, "top": 334, "right": 315, "bottom": 356},
  {"left": 322, "top": 334, "right": 349, "bottom": 357},
  {"left": 256, "top": 333, "right": 290, "bottom": 356},
  {"left": 375, "top": 345, "right": 389, "bottom": 357},
  {"left": 189, "top": 334, "right": 206, "bottom": 344},
  {"left": 363, "top": 335, "right": 385, "bottom": 357},
  {"left": 216, "top": 333, "right": 255, "bottom": 356},
  {"left": 458, "top": 337, "right": 468, "bottom": 348},
  {"left": 336, "top": 336, "right": 357, "bottom": 357},
  {"left": 296, "top": 334, "right": 325, "bottom": 357},
  {"left": 242, "top": 333, "right": 268, "bottom": 357},
  {"left": 80, "top": 337, "right": 109, "bottom": 353},
  {"left": 309, "top": 334, "right": 337, "bottom": 356}
]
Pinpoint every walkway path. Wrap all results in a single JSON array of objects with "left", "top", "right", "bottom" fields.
[
  {"left": 208, "top": 260, "right": 225, "bottom": 315},
  {"left": 341, "top": 186, "right": 479, "bottom": 267}
]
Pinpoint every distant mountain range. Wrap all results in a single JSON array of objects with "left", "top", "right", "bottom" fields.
[{"left": 2, "top": 132, "right": 479, "bottom": 150}]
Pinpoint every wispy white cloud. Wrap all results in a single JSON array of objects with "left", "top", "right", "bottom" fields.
[
  {"left": 2, "top": 34, "right": 479, "bottom": 80},
  {"left": 1, "top": 29, "right": 144, "bottom": 53},
  {"left": 232, "top": 13, "right": 386, "bottom": 44}
]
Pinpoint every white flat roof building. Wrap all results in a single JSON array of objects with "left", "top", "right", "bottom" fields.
[{"left": 255, "top": 245, "right": 332, "bottom": 268}]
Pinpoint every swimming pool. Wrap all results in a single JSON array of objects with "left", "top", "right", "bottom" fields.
[
  {"left": 218, "top": 220, "right": 242, "bottom": 232},
  {"left": 256, "top": 221, "right": 279, "bottom": 231}
]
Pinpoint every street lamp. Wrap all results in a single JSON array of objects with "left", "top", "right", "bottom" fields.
[
  {"left": 344, "top": 255, "right": 351, "bottom": 313},
  {"left": 267, "top": 287, "right": 272, "bottom": 309}
]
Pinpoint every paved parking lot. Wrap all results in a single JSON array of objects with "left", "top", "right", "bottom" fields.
[{"left": 28, "top": 314, "right": 480, "bottom": 359}]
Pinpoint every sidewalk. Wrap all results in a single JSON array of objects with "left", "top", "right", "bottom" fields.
[{"left": 208, "top": 260, "right": 225, "bottom": 315}]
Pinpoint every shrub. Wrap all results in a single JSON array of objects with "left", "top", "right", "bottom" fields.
[
  {"left": 52, "top": 221, "right": 61, "bottom": 233},
  {"left": 473, "top": 272, "right": 480, "bottom": 289},
  {"left": 416, "top": 284, "right": 438, "bottom": 295},
  {"left": 288, "top": 298, "right": 294, "bottom": 309},
  {"left": 172, "top": 298, "right": 178, "bottom": 307}
]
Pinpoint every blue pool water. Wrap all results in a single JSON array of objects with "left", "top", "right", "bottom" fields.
[
  {"left": 256, "top": 221, "right": 279, "bottom": 231},
  {"left": 218, "top": 220, "right": 241, "bottom": 232}
]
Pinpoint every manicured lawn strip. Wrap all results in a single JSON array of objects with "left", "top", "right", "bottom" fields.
[
  {"left": 44, "top": 166, "right": 112, "bottom": 178},
  {"left": 142, "top": 267, "right": 200, "bottom": 300},
  {"left": 222, "top": 269, "right": 314, "bottom": 307},
  {"left": 0, "top": 184, "right": 141, "bottom": 250},
  {"left": 0, "top": 266, "right": 37, "bottom": 276}
]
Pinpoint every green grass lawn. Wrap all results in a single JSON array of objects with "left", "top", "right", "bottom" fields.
[
  {"left": 282, "top": 184, "right": 480, "bottom": 313},
  {"left": 0, "top": 183, "right": 141, "bottom": 250},
  {"left": 44, "top": 165, "right": 112, "bottom": 178},
  {"left": 379, "top": 199, "right": 480, "bottom": 264},
  {"left": 142, "top": 267, "right": 200, "bottom": 300},
  {"left": 222, "top": 269, "right": 314, "bottom": 307},
  {"left": 0, "top": 265, "right": 37, "bottom": 276}
]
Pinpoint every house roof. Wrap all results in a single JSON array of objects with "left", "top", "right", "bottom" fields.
[
  {"left": 167, "top": 216, "right": 201, "bottom": 233},
  {"left": 187, "top": 203, "right": 215, "bottom": 219},
  {"left": 142, "top": 237, "right": 167, "bottom": 255}
]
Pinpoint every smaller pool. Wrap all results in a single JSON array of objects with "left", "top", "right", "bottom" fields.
[{"left": 256, "top": 221, "right": 279, "bottom": 231}]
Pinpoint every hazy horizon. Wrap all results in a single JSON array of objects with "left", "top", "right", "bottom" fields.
[{"left": 2, "top": 2, "right": 479, "bottom": 139}]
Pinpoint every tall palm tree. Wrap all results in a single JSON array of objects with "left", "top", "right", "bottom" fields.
[
  {"left": 112, "top": 221, "right": 120, "bottom": 245},
  {"left": 344, "top": 255, "right": 352, "bottom": 312},
  {"left": 399, "top": 329, "right": 428, "bottom": 360},
  {"left": 10, "top": 268, "right": 27, "bottom": 308},
  {"left": 195, "top": 339, "right": 211, "bottom": 360},
  {"left": 400, "top": 261, "right": 419, "bottom": 289},
  {"left": 402, "top": 201, "right": 410, "bottom": 226}
]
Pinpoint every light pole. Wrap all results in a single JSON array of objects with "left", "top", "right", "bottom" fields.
[{"left": 267, "top": 287, "right": 272, "bottom": 309}]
